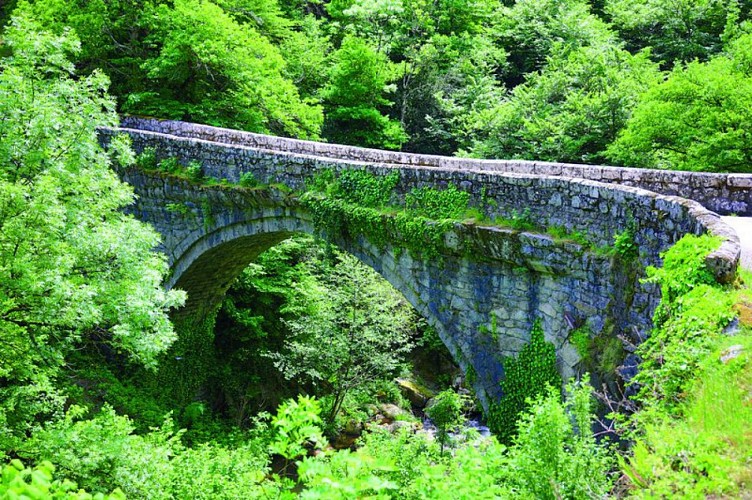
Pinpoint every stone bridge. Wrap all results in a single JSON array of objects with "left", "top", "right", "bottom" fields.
[{"left": 100, "top": 118, "right": 743, "bottom": 410}]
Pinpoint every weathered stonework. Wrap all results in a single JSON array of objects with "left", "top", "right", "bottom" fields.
[
  {"left": 100, "top": 119, "right": 741, "bottom": 411},
  {"left": 121, "top": 117, "right": 752, "bottom": 216}
]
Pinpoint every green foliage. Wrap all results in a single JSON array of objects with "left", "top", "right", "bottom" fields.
[
  {"left": 547, "top": 225, "right": 592, "bottom": 246},
  {"left": 494, "top": 0, "right": 618, "bottom": 86},
  {"left": 406, "top": 184, "right": 470, "bottom": 220},
  {"left": 269, "top": 250, "right": 417, "bottom": 427},
  {"left": 635, "top": 235, "right": 733, "bottom": 409},
  {"left": 401, "top": 33, "right": 506, "bottom": 155},
  {"left": 621, "top": 233, "right": 751, "bottom": 495},
  {"left": 333, "top": 169, "right": 400, "bottom": 208},
  {"left": 238, "top": 171, "right": 259, "bottom": 188},
  {"left": 141, "top": 0, "right": 322, "bottom": 136},
  {"left": 0, "top": 12, "right": 184, "bottom": 454},
  {"left": 296, "top": 380, "right": 613, "bottom": 499},
  {"left": 470, "top": 43, "right": 661, "bottom": 164},
  {"left": 152, "top": 315, "right": 219, "bottom": 413},
  {"left": 495, "top": 208, "right": 537, "bottom": 231},
  {"left": 425, "top": 390, "right": 465, "bottom": 454},
  {"left": 21, "top": 404, "right": 276, "bottom": 499},
  {"left": 304, "top": 169, "right": 473, "bottom": 259},
  {"left": 608, "top": 34, "right": 752, "bottom": 172},
  {"left": 611, "top": 219, "right": 639, "bottom": 260},
  {"left": 134, "top": 147, "right": 158, "bottom": 170},
  {"left": 625, "top": 334, "right": 752, "bottom": 497},
  {"left": 645, "top": 234, "right": 723, "bottom": 318},
  {"left": 605, "top": 0, "right": 752, "bottom": 64},
  {"left": 321, "top": 35, "right": 407, "bottom": 149},
  {"left": 636, "top": 283, "right": 735, "bottom": 409},
  {"left": 23, "top": 406, "right": 180, "bottom": 498},
  {"left": 0, "top": 459, "right": 125, "bottom": 499},
  {"left": 278, "top": 14, "right": 332, "bottom": 100},
  {"left": 505, "top": 381, "right": 615, "bottom": 499},
  {"left": 168, "top": 438, "right": 277, "bottom": 499},
  {"left": 571, "top": 326, "right": 592, "bottom": 361},
  {"left": 6, "top": 2, "right": 752, "bottom": 497},
  {"left": 269, "top": 395, "right": 325, "bottom": 460},
  {"left": 488, "top": 320, "right": 562, "bottom": 444},
  {"left": 24, "top": 0, "right": 322, "bottom": 138}
]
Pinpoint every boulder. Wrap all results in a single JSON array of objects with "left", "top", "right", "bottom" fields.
[
  {"left": 379, "top": 403, "right": 408, "bottom": 422},
  {"left": 396, "top": 378, "right": 435, "bottom": 408},
  {"left": 720, "top": 345, "right": 744, "bottom": 364}
]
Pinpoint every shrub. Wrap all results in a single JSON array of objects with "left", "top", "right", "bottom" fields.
[
  {"left": 425, "top": 390, "right": 466, "bottom": 454},
  {"left": 238, "top": 171, "right": 258, "bottom": 188}
]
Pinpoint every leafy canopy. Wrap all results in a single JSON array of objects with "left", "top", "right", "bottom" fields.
[
  {"left": 0, "top": 12, "right": 183, "bottom": 452},
  {"left": 608, "top": 34, "right": 752, "bottom": 172}
]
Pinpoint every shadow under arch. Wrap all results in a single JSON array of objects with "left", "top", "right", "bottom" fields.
[{"left": 165, "top": 212, "right": 480, "bottom": 406}]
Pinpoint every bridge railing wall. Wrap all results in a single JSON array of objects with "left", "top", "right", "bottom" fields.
[
  {"left": 100, "top": 126, "right": 740, "bottom": 284},
  {"left": 120, "top": 117, "right": 752, "bottom": 217}
]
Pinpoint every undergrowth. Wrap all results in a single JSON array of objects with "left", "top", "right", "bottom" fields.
[{"left": 622, "top": 233, "right": 752, "bottom": 497}]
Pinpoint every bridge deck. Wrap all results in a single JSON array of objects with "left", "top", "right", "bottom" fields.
[{"left": 722, "top": 217, "right": 752, "bottom": 270}]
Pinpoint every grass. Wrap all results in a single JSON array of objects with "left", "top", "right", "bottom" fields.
[{"left": 626, "top": 272, "right": 752, "bottom": 497}]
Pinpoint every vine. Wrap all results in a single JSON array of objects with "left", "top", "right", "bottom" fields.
[
  {"left": 302, "top": 169, "right": 469, "bottom": 259},
  {"left": 132, "top": 153, "right": 608, "bottom": 260},
  {"left": 487, "top": 320, "right": 561, "bottom": 444}
]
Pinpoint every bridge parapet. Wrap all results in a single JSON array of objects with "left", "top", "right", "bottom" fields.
[{"left": 121, "top": 117, "right": 752, "bottom": 216}]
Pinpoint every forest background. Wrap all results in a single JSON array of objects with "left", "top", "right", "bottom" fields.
[{"left": 1, "top": 0, "right": 752, "bottom": 498}]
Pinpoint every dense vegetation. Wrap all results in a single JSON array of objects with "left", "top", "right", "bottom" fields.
[
  {"left": 2, "top": 1, "right": 752, "bottom": 498},
  {"left": 3, "top": 0, "right": 752, "bottom": 170}
]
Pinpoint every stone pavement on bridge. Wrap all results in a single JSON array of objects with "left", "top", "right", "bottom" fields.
[{"left": 722, "top": 217, "right": 752, "bottom": 270}]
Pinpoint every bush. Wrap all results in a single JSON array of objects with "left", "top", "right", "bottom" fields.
[
  {"left": 506, "top": 381, "right": 615, "bottom": 498},
  {"left": 0, "top": 459, "right": 125, "bottom": 499},
  {"left": 425, "top": 390, "right": 466, "bottom": 454},
  {"left": 238, "top": 171, "right": 258, "bottom": 188}
]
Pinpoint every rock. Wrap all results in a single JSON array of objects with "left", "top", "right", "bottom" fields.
[
  {"left": 343, "top": 419, "right": 364, "bottom": 435},
  {"left": 721, "top": 345, "right": 744, "bottom": 364},
  {"left": 379, "top": 403, "right": 407, "bottom": 422},
  {"left": 331, "top": 433, "right": 359, "bottom": 450},
  {"left": 733, "top": 302, "right": 752, "bottom": 327},
  {"left": 385, "top": 420, "right": 417, "bottom": 434},
  {"left": 396, "top": 378, "right": 435, "bottom": 408},
  {"left": 722, "top": 317, "right": 740, "bottom": 336}
]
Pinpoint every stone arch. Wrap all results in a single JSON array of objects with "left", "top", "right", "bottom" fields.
[{"left": 164, "top": 209, "right": 486, "bottom": 405}]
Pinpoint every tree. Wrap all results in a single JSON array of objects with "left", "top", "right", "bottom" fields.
[
  {"left": 399, "top": 33, "right": 506, "bottom": 155},
  {"left": 321, "top": 35, "right": 407, "bottom": 149},
  {"left": 278, "top": 15, "right": 333, "bottom": 101},
  {"left": 608, "top": 34, "right": 752, "bottom": 172},
  {"left": 425, "top": 390, "right": 465, "bottom": 455},
  {"left": 135, "top": 0, "right": 322, "bottom": 138},
  {"left": 22, "top": 0, "right": 323, "bottom": 139},
  {"left": 213, "top": 236, "right": 325, "bottom": 425},
  {"left": 269, "top": 250, "right": 417, "bottom": 426},
  {"left": 493, "top": 0, "right": 617, "bottom": 87},
  {"left": 605, "top": 0, "right": 752, "bottom": 65},
  {"left": 469, "top": 44, "right": 661, "bottom": 164},
  {"left": 0, "top": 13, "right": 184, "bottom": 453},
  {"left": 328, "top": 0, "right": 503, "bottom": 154}
]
